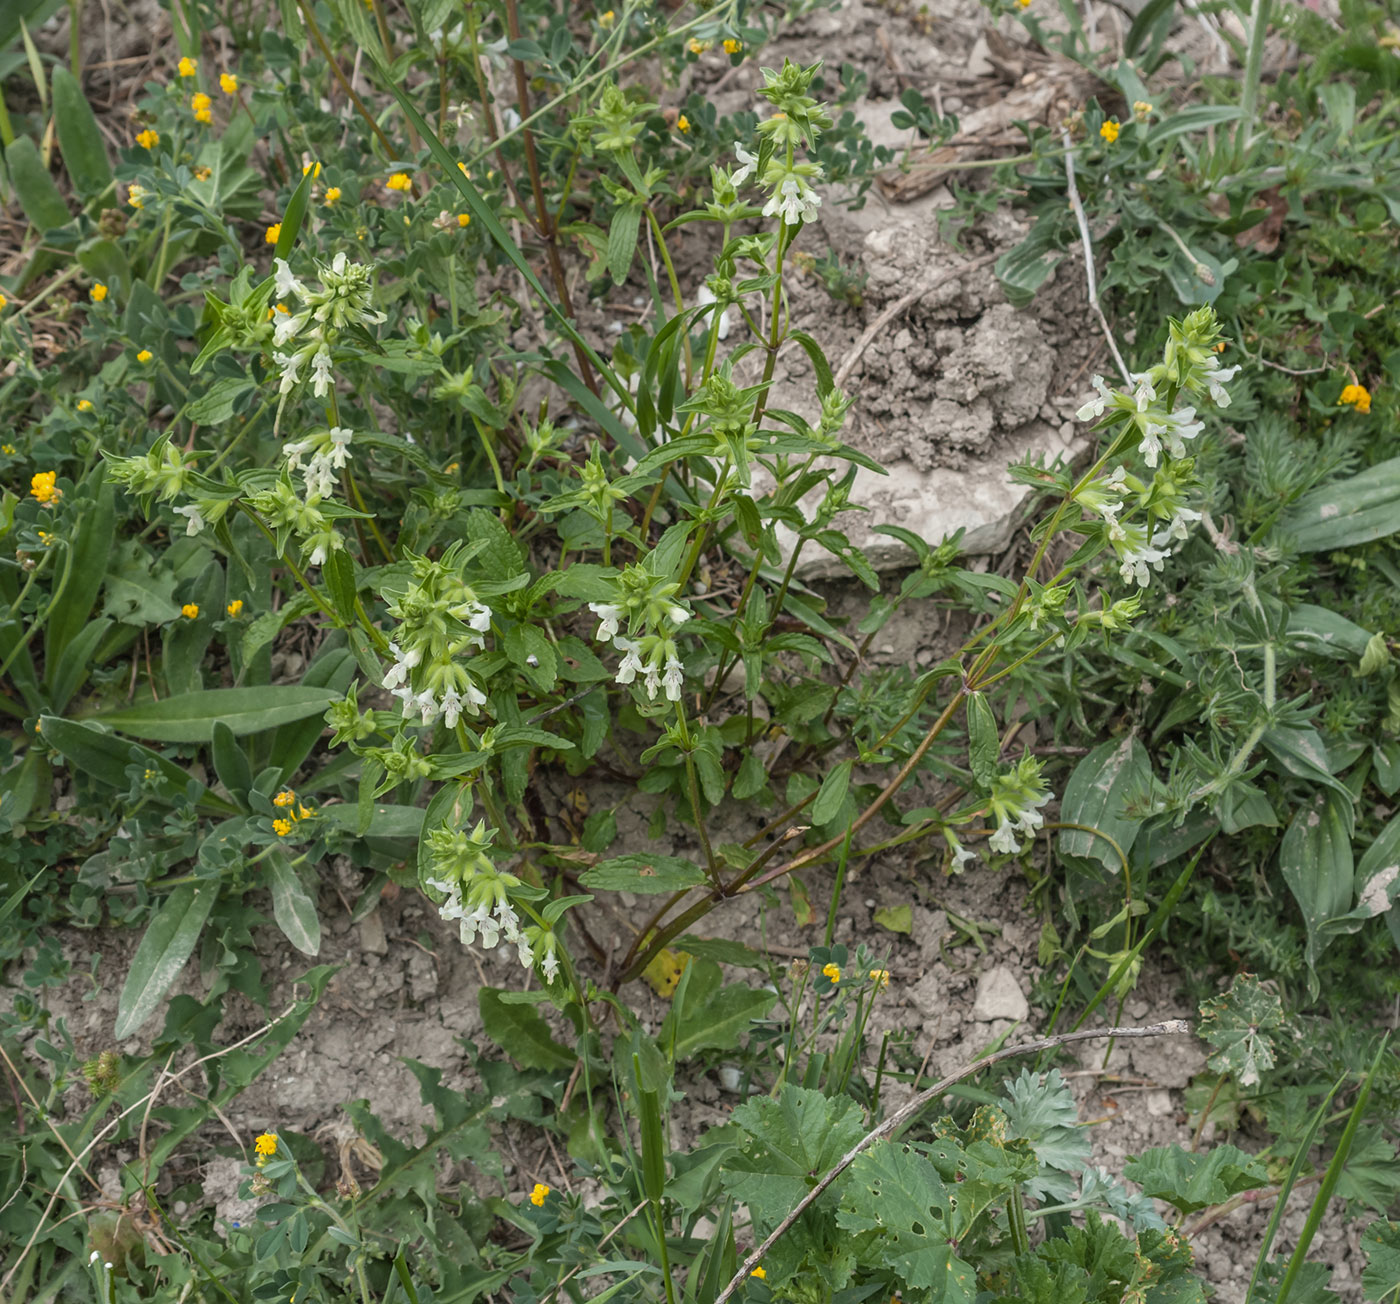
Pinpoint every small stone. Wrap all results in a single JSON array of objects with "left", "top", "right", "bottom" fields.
[
  {"left": 971, "top": 966, "right": 1029, "bottom": 1023},
  {"left": 358, "top": 909, "right": 389, "bottom": 956},
  {"left": 1145, "top": 1090, "right": 1174, "bottom": 1118}
]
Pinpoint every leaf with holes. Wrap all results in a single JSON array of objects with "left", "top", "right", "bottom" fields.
[
  {"left": 836, "top": 1141, "right": 977, "bottom": 1303},
  {"left": 1197, "top": 974, "right": 1285, "bottom": 1088},
  {"left": 1122, "top": 1143, "right": 1268, "bottom": 1214}
]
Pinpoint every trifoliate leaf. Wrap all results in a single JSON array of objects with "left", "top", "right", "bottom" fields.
[
  {"left": 1198, "top": 974, "right": 1285, "bottom": 1087},
  {"left": 1122, "top": 1143, "right": 1268, "bottom": 1214},
  {"left": 835, "top": 1141, "right": 977, "bottom": 1304}
]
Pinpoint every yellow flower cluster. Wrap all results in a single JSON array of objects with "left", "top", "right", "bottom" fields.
[
  {"left": 723, "top": 38, "right": 742, "bottom": 54},
  {"left": 31, "top": 471, "right": 60, "bottom": 504},
  {"left": 1100, "top": 120, "right": 1120, "bottom": 143},
  {"left": 181, "top": 603, "right": 199, "bottom": 619},
  {"left": 677, "top": 115, "right": 691, "bottom": 133},
  {"left": 136, "top": 128, "right": 159, "bottom": 150},
  {"left": 386, "top": 172, "right": 412, "bottom": 192},
  {"left": 227, "top": 599, "right": 244, "bottom": 617},
  {"left": 137, "top": 349, "right": 152, "bottom": 363},
  {"left": 128, "top": 183, "right": 146, "bottom": 209},
  {"left": 1339, "top": 383, "right": 1371, "bottom": 414},
  {"left": 272, "top": 788, "right": 317, "bottom": 835},
  {"left": 303, "top": 161, "right": 321, "bottom": 178},
  {"left": 191, "top": 91, "right": 212, "bottom": 123},
  {"left": 193, "top": 164, "right": 212, "bottom": 181},
  {"left": 529, "top": 1183, "right": 551, "bottom": 1206},
  {"left": 178, "top": 56, "right": 197, "bottom": 77},
  {"left": 254, "top": 1132, "right": 278, "bottom": 1166},
  {"left": 751, "top": 1267, "right": 767, "bottom": 1279},
  {"left": 77, "top": 399, "right": 93, "bottom": 412},
  {"left": 90, "top": 283, "right": 108, "bottom": 302},
  {"left": 324, "top": 186, "right": 342, "bottom": 205},
  {"left": 869, "top": 968, "right": 891, "bottom": 991},
  {"left": 220, "top": 72, "right": 238, "bottom": 94},
  {"left": 821, "top": 962, "right": 841, "bottom": 983}
]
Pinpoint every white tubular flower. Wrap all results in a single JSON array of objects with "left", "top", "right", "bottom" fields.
[
  {"left": 382, "top": 642, "right": 421, "bottom": 691},
  {"left": 1119, "top": 541, "right": 1170, "bottom": 588},
  {"left": 989, "top": 818, "right": 1021, "bottom": 856},
  {"left": 697, "top": 285, "right": 731, "bottom": 341},
  {"left": 282, "top": 439, "right": 310, "bottom": 471},
  {"left": 274, "top": 350, "right": 303, "bottom": 394},
  {"left": 308, "top": 539, "right": 330, "bottom": 566},
  {"left": 463, "top": 680, "right": 488, "bottom": 714},
  {"left": 1076, "top": 375, "right": 1114, "bottom": 422},
  {"left": 666, "top": 604, "right": 691, "bottom": 628},
  {"left": 732, "top": 145, "right": 759, "bottom": 186},
  {"left": 310, "top": 346, "right": 333, "bottom": 398},
  {"left": 541, "top": 948, "right": 560, "bottom": 984},
  {"left": 763, "top": 176, "right": 820, "bottom": 226},
  {"left": 328, "top": 426, "right": 353, "bottom": 469},
  {"left": 516, "top": 933, "right": 534, "bottom": 968},
  {"left": 1154, "top": 506, "right": 1202, "bottom": 546},
  {"left": 1140, "top": 407, "right": 1204, "bottom": 467},
  {"left": 614, "top": 636, "right": 644, "bottom": 685},
  {"left": 304, "top": 454, "right": 337, "bottom": 500},
  {"left": 274, "top": 257, "right": 305, "bottom": 301},
  {"left": 588, "top": 601, "right": 623, "bottom": 643},
  {"left": 441, "top": 686, "right": 464, "bottom": 729},
  {"left": 272, "top": 312, "right": 302, "bottom": 347},
  {"left": 1130, "top": 372, "right": 1157, "bottom": 411},
  {"left": 663, "top": 655, "right": 685, "bottom": 702},
  {"left": 494, "top": 896, "right": 521, "bottom": 942},
  {"left": 644, "top": 660, "right": 662, "bottom": 700},
  {"left": 1206, "top": 363, "right": 1240, "bottom": 407},
  {"left": 174, "top": 504, "right": 205, "bottom": 535}
]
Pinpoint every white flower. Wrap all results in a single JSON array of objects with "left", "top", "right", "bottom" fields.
[
  {"left": 174, "top": 503, "right": 205, "bottom": 535},
  {"left": 732, "top": 145, "right": 759, "bottom": 186},
  {"left": 663, "top": 655, "right": 685, "bottom": 702},
  {"left": 989, "top": 817, "right": 1021, "bottom": 855},
  {"left": 1130, "top": 372, "right": 1157, "bottom": 411},
  {"left": 541, "top": 949, "right": 560, "bottom": 983},
  {"left": 463, "top": 680, "right": 487, "bottom": 714},
  {"left": 666, "top": 604, "right": 691, "bottom": 627},
  {"left": 1076, "top": 375, "right": 1115, "bottom": 423},
  {"left": 272, "top": 312, "right": 302, "bottom": 347},
  {"left": 763, "top": 176, "right": 820, "bottom": 227},
  {"left": 494, "top": 897, "right": 521, "bottom": 942},
  {"left": 382, "top": 641, "right": 421, "bottom": 691},
  {"left": 697, "top": 284, "right": 731, "bottom": 341},
  {"left": 952, "top": 841, "right": 976, "bottom": 870},
  {"left": 308, "top": 539, "right": 329, "bottom": 566},
  {"left": 1140, "top": 406, "right": 1203, "bottom": 466},
  {"left": 274, "top": 350, "right": 303, "bottom": 394},
  {"left": 516, "top": 934, "right": 534, "bottom": 968},
  {"left": 1119, "top": 541, "right": 1170, "bottom": 587},
  {"left": 274, "top": 257, "right": 305, "bottom": 300},
  {"left": 614, "top": 637, "right": 644, "bottom": 685},
  {"left": 310, "top": 346, "right": 334, "bottom": 398},
  {"left": 589, "top": 601, "right": 623, "bottom": 643},
  {"left": 1206, "top": 363, "right": 1240, "bottom": 407},
  {"left": 1154, "top": 506, "right": 1202, "bottom": 546},
  {"left": 644, "top": 660, "right": 662, "bottom": 700},
  {"left": 328, "top": 426, "right": 353, "bottom": 469},
  {"left": 441, "top": 686, "right": 463, "bottom": 729}
]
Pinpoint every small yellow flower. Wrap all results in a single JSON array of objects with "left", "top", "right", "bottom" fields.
[
  {"left": 191, "top": 90, "right": 212, "bottom": 117},
  {"left": 181, "top": 602, "right": 200, "bottom": 619},
  {"left": 677, "top": 114, "right": 690, "bottom": 133},
  {"left": 144, "top": 767, "right": 157, "bottom": 781},
  {"left": 1017, "top": 0, "right": 1031, "bottom": 8},
  {"left": 457, "top": 161, "right": 469, "bottom": 175},
  {"left": 37, "top": 530, "right": 53, "bottom": 545},
  {"left": 0, "top": 294, "right": 7, "bottom": 310},
  {"left": 254, "top": 1132, "right": 278, "bottom": 1156},
  {"left": 90, "top": 283, "right": 108, "bottom": 302},
  {"left": 136, "top": 128, "right": 160, "bottom": 150},
  {"left": 273, "top": 789, "right": 297, "bottom": 808},
  {"left": 76, "top": 399, "right": 93, "bottom": 413},
  {"left": 1133, "top": 100, "right": 1153, "bottom": 118},
  {"left": 220, "top": 72, "right": 238, "bottom": 94},
  {"left": 723, "top": 38, "right": 742, "bottom": 54},
  {"left": 137, "top": 349, "right": 153, "bottom": 363},
  {"left": 599, "top": 9, "right": 615, "bottom": 25},
  {"left": 297, "top": 802, "right": 316, "bottom": 820},
  {"left": 821, "top": 962, "right": 841, "bottom": 983},
  {"left": 1339, "top": 383, "right": 1372, "bottom": 414},
  {"left": 265, "top": 222, "right": 282, "bottom": 244},
  {"left": 303, "top": 161, "right": 321, "bottom": 178},
  {"left": 869, "top": 968, "right": 891, "bottom": 991},
  {"left": 457, "top": 212, "right": 471, "bottom": 227},
  {"left": 272, "top": 818, "right": 293, "bottom": 837},
  {"left": 178, "top": 56, "right": 197, "bottom": 77},
  {"left": 1099, "top": 120, "right": 1120, "bottom": 143},
  {"left": 195, "top": 106, "right": 212, "bottom": 123},
  {"left": 751, "top": 1267, "right": 767, "bottom": 1280},
  {"left": 324, "top": 186, "right": 342, "bottom": 204},
  {"left": 227, "top": 599, "right": 244, "bottom": 617},
  {"left": 687, "top": 38, "right": 709, "bottom": 54},
  {"left": 386, "top": 172, "right": 412, "bottom": 192},
  {"left": 193, "top": 164, "right": 212, "bottom": 181},
  {"left": 127, "top": 183, "right": 146, "bottom": 209},
  {"left": 1, "top": 443, "right": 14, "bottom": 454},
  {"left": 529, "top": 1183, "right": 550, "bottom": 1206}
]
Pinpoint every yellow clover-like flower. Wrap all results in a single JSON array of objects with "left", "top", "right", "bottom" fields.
[
  {"left": 821, "top": 962, "right": 841, "bottom": 983},
  {"left": 220, "top": 72, "right": 238, "bottom": 94},
  {"left": 136, "top": 128, "right": 160, "bottom": 150},
  {"left": 178, "top": 56, "right": 197, "bottom": 77},
  {"left": 227, "top": 599, "right": 244, "bottom": 617},
  {"left": 265, "top": 222, "right": 281, "bottom": 244},
  {"left": 529, "top": 1183, "right": 550, "bottom": 1206},
  {"left": 181, "top": 603, "right": 199, "bottom": 619},
  {"left": 137, "top": 349, "right": 153, "bottom": 363},
  {"left": 90, "top": 283, "right": 108, "bottom": 302},
  {"left": 386, "top": 172, "right": 412, "bottom": 192},
  {"left": 30, "top": 471, "right": 60, "bottom": 503},
  {"left": 324, "top": 186, "right": 342, "bottom": 205},
  {"left": 1339, "top": 383, "right": 1371, "bottom": 414},
  {"left": 1100, "top": 120, "right": 1120, "bottom": 143}
]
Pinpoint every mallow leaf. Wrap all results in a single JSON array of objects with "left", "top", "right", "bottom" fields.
[
  {"left": 1198, "top": 974, "right": 1285, "bottom": 1088},
  {"left": 1123, "top": 1143, "right": 1268, "bottom": 1214}
]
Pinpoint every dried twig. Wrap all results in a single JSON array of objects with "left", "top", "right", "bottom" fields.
[
  {"left": 714, "top": 1019, "right": 1194, "bottom": 1304},
  {"left": 1060, "top": 129, "right": 1131, "bottom": 385},
  {"left": 832, "top": 251, "right": 1001, "bottom": 390}
]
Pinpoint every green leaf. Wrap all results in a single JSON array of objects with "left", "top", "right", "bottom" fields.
[
  {"left": 580, "top": 854, "right": 710, "bottom": 894},
  {"left": 606, "top": 203, "right": 642, "bottom": 285},
  {"left": 51, "top": 67, "right": 113, "bottom": 199},
  {"left": 995, "top": 218, "right": 1066, "bottom": 309},
  {"left": 1280, "top": 791, "right": 1355, "bottom": 992},
  {"left": 211, "top": 720, "right": 252, "bottom": 805},
  {"left": 661, "top": 959, "right": 778, "bottom": 1060},
  {"left": 1361, "top": 1220, "right": 1400, "bottom": 1300},
  {"left": 45, "top": 478, "right": 115, "bottom": 670},
  {"left": 1124, "top": 0, "right": 1175, "bottom": 56},
  {"left": 966, "top": 692, "right": 999, "bottom": 789},
  {"left": 873, "top": 904, "right": 912, "bottom": 934},
  {"left": 478, "top": 987, "right": 574, "bottom": 1070},
  {"left": 322, "top": 549, "right": 358, "bottom": 625},
  {"left": 1197, "top": 975, "right": 1284, "bottom": 1088},
  {"left": 1122, "top": 1143, "right": 1268, "bottom": 1214},
  {"left": 268, "top": 852, "right": 321, "bottom": 956},
  {"left": 5, "top": 135, "right": 70, "bottom": 230},
  {"left": 274, "top": 168, "right": 313, "bottom": 261},
  {"left": 1001, "top": 1068, "right": 1091, "bottom": 1181},
  {"left": 1057, "top": 735, "right": 1152, "bottom": 875},
  {"left": 1287, "top": 604, "right": 1375, "bottom": 660},
  {"left": 115, "top": 882, "right": 219, "bottom": 1038},
  {"left": 811, "top": 758, "right": 853, "bottom": 826},
  {"left": 102, "top": 542, "right": 180, "bottom": 626},
  {"left": 187, "top": 376, "right": 255, "bottom": 425},
  {"left": 836, "top": 1142, "right": 977, "bottom": 1303},
  {"left": 95, "top": 686, "right": 340, "bottom": 742},
  {"left": 1282, "top": 457, "right": 1400, "bottom": 551}
]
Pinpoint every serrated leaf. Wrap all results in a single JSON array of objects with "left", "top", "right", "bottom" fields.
[
  {"left": 478, "top": 987, "right": 574, "bottom": 1070},
  {"left": 1000, "top": 1068, "right": 1091, "bottom": 1183},
  {"left": 661, "top": 959, "right": 778, "bottom": 1060},
  {"left": 1361, "top": 1219, "right": 1400, "bottom": 1300},
  {"left": 581, "top": 854, "right": 709, "bottom": 894},
  {"left": 1122, "top": 1143, "right": 1268, "bottom": 1214},
  {"left": 836, "top": 1142, "right": 976, "bottom": 1303},
  {"left": 1197, "top": 975, "right": 1284, "bottom": 1088},
  {"left": 115, "top": 882, "right": 219, "bottom": 1038}
]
